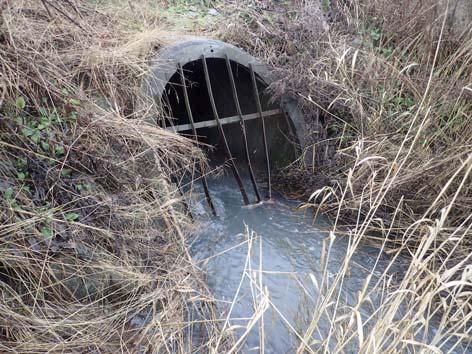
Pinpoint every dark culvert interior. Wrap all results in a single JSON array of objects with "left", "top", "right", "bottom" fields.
[{"left": 162, "top": 58, "right": 298, "bottom": 172}]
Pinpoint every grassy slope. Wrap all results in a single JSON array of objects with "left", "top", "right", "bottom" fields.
[
  {"left": 1, "top": 0, "right": 471, "bottom": 353},
  {"left": 0, "top": 1, "right": 223, "bottom": 352},
  {"left": 217, "top": 0, "right": 472, "bottom": 352}
]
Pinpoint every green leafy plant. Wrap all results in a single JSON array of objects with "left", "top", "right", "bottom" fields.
[
  {"left": 4, "top": 187, "right": 14, "bottom": 202},
  {"left": 15, "top": 96, "right": 25, "bottom": 110},
  {"left": 60, "top": 168, "right": 72, "bottom": 177},
  {"left": 41, "top": 225, "right": 54, "bottom": 238},
  {"left": 4, "top": 187, "right": 21, "bottom": 211},
  {"left": 65, "top": 212, "right": 80, "bottom": 221},
  {"left": 322, "top": 0, "right": 330, "bottom": 12}
]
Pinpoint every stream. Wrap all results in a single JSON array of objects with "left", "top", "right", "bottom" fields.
[{"left": 187, "top": 175, "right": 464, "bottom": 353}]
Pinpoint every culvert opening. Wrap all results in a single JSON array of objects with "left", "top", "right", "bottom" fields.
[
  {"left": 148, "top": 38, "right": 309, "bottom": 207},
  {"left": 162, "top": 58, "right": 298, "bottom": 170}
]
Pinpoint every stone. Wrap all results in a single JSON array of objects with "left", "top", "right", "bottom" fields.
[{"left": 208, "top": 8, "right": 218, "bottom": 16}]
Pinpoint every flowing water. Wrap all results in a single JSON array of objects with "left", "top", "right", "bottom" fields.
[{"left": 187, "top": 175, "right": 463, "bottom": 353}]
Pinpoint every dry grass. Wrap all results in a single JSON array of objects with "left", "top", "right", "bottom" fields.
[
  {"left": 220, "top": 0, "right": 472, "bottom": 252},
  {"left": 2, "top": 0, "right": 472, "bottom": 352},
  {"left": 0, "top": 1, "right": 224, "bottom": 352},
  {"left": 215, "top": 0, "right": 472, "bottom": 352}
]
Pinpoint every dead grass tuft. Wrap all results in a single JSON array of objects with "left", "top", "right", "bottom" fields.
[
  {"left": 218, "top": 0, "right": 472, "bottom": 351},
  {"left": 220, "top": 0, "right": 472, "bottom": 251},
  {"left": 0, "top": 1, "right": 223, "bottom": 352}
]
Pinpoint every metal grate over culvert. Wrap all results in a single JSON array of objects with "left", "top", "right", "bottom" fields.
[{"left": 164, "top": 54, "right": 282, "bottom": 216}]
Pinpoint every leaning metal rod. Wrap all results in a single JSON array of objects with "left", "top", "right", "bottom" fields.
[
  {"left": 225, "top": 54, "right": 262, "bottom": 203},
  {"left": 249, "top": 63, "right": 272, "bottom": 199},
  {"left": 178, "top": 62, "right": 217, "bottom": 216},
  {"left": 201, "top": 54, "right": 250, "bottom": 205},
  {"left": 170, "top": 174, "right": 193, "bottom": 221}
]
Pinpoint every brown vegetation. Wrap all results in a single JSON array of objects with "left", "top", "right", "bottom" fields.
[
  {"left": 0, "top": 1, "right": 222, "bottom": 352},
  {"left": 219, "top": 0, "right": 472, "bottom": 352},
  {"left": 221, "top": 0, "right": 471, "bottom": 253},
  {"left": 1, "top": 0, "right": 472, "bottom": 352}
]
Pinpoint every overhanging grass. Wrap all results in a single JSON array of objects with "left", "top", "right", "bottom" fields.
[
  {"left": 0, "top": 1, "right": 223, "bottom": 352},
  {"left": 217, "top": 0, "right": 472, "bottom": 352}
]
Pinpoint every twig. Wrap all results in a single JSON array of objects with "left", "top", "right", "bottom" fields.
[{"left": 42, "top": 0, "right": 87, "bottom": 32}]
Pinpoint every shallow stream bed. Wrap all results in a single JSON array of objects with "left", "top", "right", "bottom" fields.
[{"left": 187, "top": 175, "right": 461, "bottom": 353}]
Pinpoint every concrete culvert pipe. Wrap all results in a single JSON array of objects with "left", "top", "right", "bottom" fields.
[{"left": 147, "top": 38, "right": 309, "bottom": 170}]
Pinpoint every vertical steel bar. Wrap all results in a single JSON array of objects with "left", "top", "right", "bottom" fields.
[
  {"left": 170, "top": 174, "right": 193, "bottom": 221},
  {"left": 201, "top": 55, "right": 250, "bottom": 205},
  {"left": 224, "top": 55, "right": 262, "bottom": 203},
  {"left": 162, "top": 93, "right": 177, "bottom": 131},
  {"left": 178, "top": 62, "right": 217, "bottom": 216},
  {"left": 249, "top": 63, "right": 272, "bottom": 199}
]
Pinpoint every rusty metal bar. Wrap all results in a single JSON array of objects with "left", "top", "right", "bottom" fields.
[
  {"left": 165, "top": 108, "right": 281, "bottom": 133},
  {"left": 178, "top": 62, "right": 216, "bottom": 216},
  {"left": 201, "top": 54, "right": 250, "bottom": 205},
  {"left": 170, "top": 174, "right": 193, "bottom": 221},
  {"left": 249, "top": 63, "right": 272, "bottom": 200},
  {"left": 225, "top": 55, "right": 261, "bottom": 203}
]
